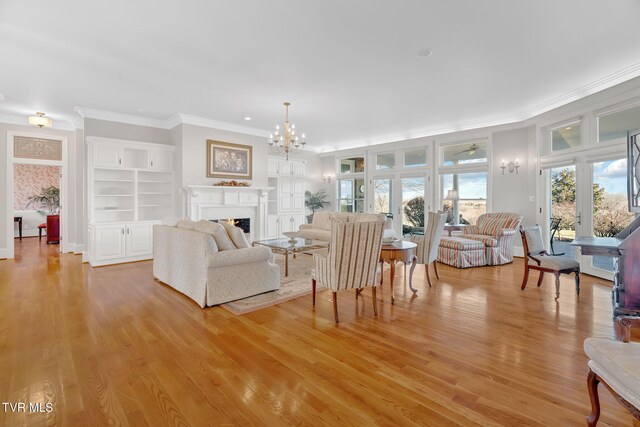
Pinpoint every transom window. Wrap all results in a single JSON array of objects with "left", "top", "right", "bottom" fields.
[{"left": 441, "top": 140, "right": 487, "bottom": 166}]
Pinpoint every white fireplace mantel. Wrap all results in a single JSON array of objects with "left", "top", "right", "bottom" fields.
[{"left": 184, "top": 185, "right": 274, "bottom": 240}]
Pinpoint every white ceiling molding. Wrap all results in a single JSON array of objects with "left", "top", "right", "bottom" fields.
[
  {"left": 524, "top": 60, "right": 640, "bottom": 120},
  {"left": 176, "top": 113, "right": 270, "bottom": 137},
  {"left": 75, "top": 107, "right": 169, "bottom": 129}
]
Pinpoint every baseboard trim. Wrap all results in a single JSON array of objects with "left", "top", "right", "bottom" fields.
[
  {"left": 73, "top": 244, "right": 84, "bottom": 254},
  {"left": 0, "top": 248, "right": 7, "bottom": 259}
]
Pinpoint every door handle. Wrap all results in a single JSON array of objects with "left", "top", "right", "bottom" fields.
[
  {"left": 122, "top": 228, "right": 125, "bottom": 235},
  {"left": 150, "top": 160, "right": 154, "bottom": 167},
  {"left": 118, "top": 158, "right": 122, "bottom": 165}
]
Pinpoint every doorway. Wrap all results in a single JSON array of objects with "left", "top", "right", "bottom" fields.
[
  {"left": 544, "top": 158, "right": 636, "bottom": 280},
  {"left": 6, "top": 132, "right": 68, "bottom": 259},
  {"left": 371, "top": 173, "right": 428, "bottom": 237}
]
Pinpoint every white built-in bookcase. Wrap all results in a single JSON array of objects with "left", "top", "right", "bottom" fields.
[{"left": 86, "top": 137, "right": 175, "bottom": 266}]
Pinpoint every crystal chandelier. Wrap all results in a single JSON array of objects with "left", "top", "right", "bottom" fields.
[{"left": 268, "top": 102, "right": 306, "bottom": 160}]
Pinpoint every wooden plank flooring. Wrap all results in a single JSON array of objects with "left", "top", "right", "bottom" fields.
[{"left": 0, "top": 238, "right": 634, "bottom": 426}]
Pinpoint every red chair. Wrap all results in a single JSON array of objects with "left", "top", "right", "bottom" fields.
[{"left": 38, "top": 223, "right": 46, "bottom": 242}]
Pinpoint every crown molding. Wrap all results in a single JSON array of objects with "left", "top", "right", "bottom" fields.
[
  {"left": 524, "top": 60, "right": 640, "bottom": 119},
  {"left": 75, "top": 106, "right": 169, "bottom": 129},
  {"left": 177, "top": 113, "right": 270, "bottom": 137}
]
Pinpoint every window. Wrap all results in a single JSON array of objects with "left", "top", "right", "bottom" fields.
[
  {"left": 598, "top": 105, "right": 640, "bottom": 144},
  {"left": 441, "top": 172, "right": 487, "bottom": 225},
  {"left": 404, "top": 148, "right": 426, "bottom": 168},
  {"left": 551, "top": 121, "right": 581, "bottom": 152},
  {"left": 441, "top": 140, "right": 487, "bottom": 166},
  {"left": 375, "top": 153, "right": 395, "bottom": 170},
  {"left": 373, "top": 178, "right": 392, "bottom": 215},
  {"left": 339, "top": 157, "right": 365, "bottom": 174},
  {"left": 338, "top": 178, "right": 364, "bottom": 213}
]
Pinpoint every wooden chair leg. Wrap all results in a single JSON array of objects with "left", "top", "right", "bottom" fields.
[
  {"left": 425, "top": 263, "right": 433, "bottom": 288},
  {"left": 312, "top": 279, "right": 316, "bottom": 306},
  {"left": 433, "top": 261, "right": 440, "bottom": 279},
  {"left": 372, "top": 286, "right": 377, "bottom": 316},
  {"left": 521, "top": 265, "right": 530, "bottom": 290},
  {"left": 332, "top": 292, "right": 339, "bottom": 323},
  {"left": 587, "top": 369, "right": 600, "bottom": 427},
  {"left": 536, "top": 271, "right": 544, "bottom": 287},
  {"left": 575, "top": 271, "right": 580, "bottom": 295},
  {"left": 554, "top": 273, "right": 560, "bottom": 300}
]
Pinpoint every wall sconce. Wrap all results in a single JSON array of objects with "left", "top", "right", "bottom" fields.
[
  {"left": 322, "top": 174, "right": 332, "bottom": 184},
  {"left": 501, "top": 158, "right": 519, "bottom": 175}
]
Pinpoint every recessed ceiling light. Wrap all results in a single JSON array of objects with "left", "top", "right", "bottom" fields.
[
  {"left": 565, "top": 126, "right": 572, "bottom": 130},
  {"left": 416, "top": 48, "right": 433, "bottom": 58},
  {"left": 244, "top": 116, "right": 252, "bottom": 121}
]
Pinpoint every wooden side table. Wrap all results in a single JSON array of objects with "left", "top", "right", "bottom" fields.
[
  {"left": 379, "top": 240, "right": 418, "bottom": 304},
  {"left": 444, "top": 224, "right": 463, "bottom": 236}
]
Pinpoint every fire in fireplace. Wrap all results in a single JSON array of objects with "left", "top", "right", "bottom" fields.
[{"left": 212, "top": 218, "right": 250, "bottom": 234}]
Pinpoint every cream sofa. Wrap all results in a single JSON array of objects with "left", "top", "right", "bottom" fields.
[
  {"left": 298, "top": 211, "right": 396, "bottom": 242},
  {"left": 153, "top": 219, "right": 280, "bottom": 307}
]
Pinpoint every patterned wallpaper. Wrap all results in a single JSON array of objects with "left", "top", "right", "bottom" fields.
[{"left": 14, "top": 164, "right": 61, "bottom": 210}]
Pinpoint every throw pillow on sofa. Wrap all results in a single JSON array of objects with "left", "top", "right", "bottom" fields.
[
  {"left": 194, "top": 220, "right": 234, "bottom": 251},
  {"left": 220, "top": 221, "right": 250, "bottom": 248},
  {"left": 177, "top": 219, "right": 196, "bottom": 230}
]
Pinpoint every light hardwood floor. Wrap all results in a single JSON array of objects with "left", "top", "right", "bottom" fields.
[{"left": 0, "top": 238, "right": 634, "bottom": 426}]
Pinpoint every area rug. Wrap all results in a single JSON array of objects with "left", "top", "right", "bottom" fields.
[{"left": 221, "top": 250, "right": 327, "bottom": 315}]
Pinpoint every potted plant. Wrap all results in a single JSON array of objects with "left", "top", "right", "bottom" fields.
[
  {"left": 26, "top": 186, "right": 60, "bottom": 244},
  {"left": 305, "top": 189, "right": 330, "bottom": 224}
]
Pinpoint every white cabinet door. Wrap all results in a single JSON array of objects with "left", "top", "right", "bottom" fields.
[
  {"left": 279, "top": 160, "right": 293, "bottom": 176},
  {"left": 279, "top": 178, "right": 293, "bottom": 211},
  {"left": 149, "top": 150, "right": 172, "bottom": 171},
  {"left": 267, "top": 158, "right": 280, "bottom": 177},
  {"left": 279, "top": 215, "right": 294, "bottom": 233},
  {"left": 291, "top": 161, "right": 305, "bottom": 177},
  {"left": 292, "top": 179, "right": 305, "bottom": 211},
  {"left": 93, "top": 144, "right": 122, "bottom": 168},
  {"left": 94, "top": 224, "right": 126, "bottom": 260},
  {"left": 266, "top": 215, "right": 280, "bottom": 239},
  {"left": 126, "top": 223, "right": 153, "bottom": 257}
]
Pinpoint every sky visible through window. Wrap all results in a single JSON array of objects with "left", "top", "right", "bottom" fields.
[
  {"left": 593, "top": 159, "right": 626, "bottom": 195},
  {"left": 442, "top": 172, "right": 487, "bottom": 199}
]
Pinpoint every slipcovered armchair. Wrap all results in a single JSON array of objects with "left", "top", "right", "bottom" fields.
[
  {"left": 458, "top": 212, "right": 523, "bottom": 265},
  {"left": 584, "top": 316, "right": 640, "bottom": 426},
  {"left": 413, "top": 211, "right": 447, "bottom": 287},
  {"left": 311, "top": 219, "right": 384, "bottom": 323}
]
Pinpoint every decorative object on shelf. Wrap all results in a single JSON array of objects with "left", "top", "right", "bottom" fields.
[
  {"left": 213, "top": 180, "right": 250, "bottom": 187},
  {"left": 28, "top": 112, "right": 53, "bottom": 128},
  {"left": 305, "top": 189, "right": 330, "bottom": 224},
  {"left": 501, "top": 158, "right": 520, "bottom": 174},
  {"left": 207, "top": 140, "right": 252, "bottom": 179},
  {"left": 268, "top": 102, "right": 306, "bottom": 160}
]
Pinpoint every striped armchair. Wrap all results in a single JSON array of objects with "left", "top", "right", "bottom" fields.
[
  {"left": 459, "top": 212, "right": 523, "bottom": 265},
  {"left": 311, "top": 219, "right": 385, "bottom": 323}
]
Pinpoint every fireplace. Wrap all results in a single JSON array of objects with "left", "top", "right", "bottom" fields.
[{"left": 212, "top": 218, "right": 250, "bottom": 234}]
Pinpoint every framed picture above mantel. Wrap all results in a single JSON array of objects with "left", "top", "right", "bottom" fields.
[{"left": 206, "top": 140, "right": 252, "bottom": 180}]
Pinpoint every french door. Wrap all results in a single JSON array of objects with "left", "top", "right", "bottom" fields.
[
  {"left": 371, "top": 173, "right": 428, "bottom": 237},
  {"left": 544, "top": 157, "right": 635, "bottom": 280}
]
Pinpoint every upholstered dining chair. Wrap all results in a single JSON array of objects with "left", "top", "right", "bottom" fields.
[
  {"left": 311, "top": 219, "right": 385, "bottom": 323},
  {"left": 520, "top": 225, "right": 580, "bottom": 300},
  {"left": 413, "top": 211, "right": 448, "bottom": 287},
  {"left": 584, "top": 316, "right": 640, "bottom": 426}
]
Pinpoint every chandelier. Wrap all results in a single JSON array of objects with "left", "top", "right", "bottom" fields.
[{"left": 268, "top": 102, "right": 306, "bottom": 160}]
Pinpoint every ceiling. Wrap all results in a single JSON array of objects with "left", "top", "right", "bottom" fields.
[{"left": 2, "top": 0, "right": 640, "bottom": 152}]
